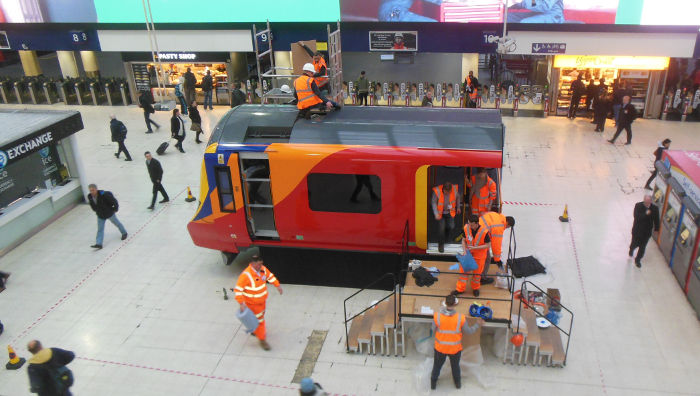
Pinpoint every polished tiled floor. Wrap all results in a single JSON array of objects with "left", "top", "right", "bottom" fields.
[{"left": 1, "top": 103, "right": 699, "bottom": 396}]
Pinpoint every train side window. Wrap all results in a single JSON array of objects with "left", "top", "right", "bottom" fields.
[
  {"left": 215, "top": 167, "right": 235, "bottom": 212},
  {"left": 307, "top": 173, "right": 381, "bottom": 214}
]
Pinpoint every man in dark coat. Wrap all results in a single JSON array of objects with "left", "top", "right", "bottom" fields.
[
  {"left": 629, "top": 194, "right": 660, "bottom": 267},
  {"left": 27, "top": 340, "right": 75, "bottom": 396},
  {"left": 138, "top": 90, "right": 160, "bottom": 133},
  {"left": 593, "top": 94, "right": 612, "bottom": 132},
  {"left": 568, "top": 74, "right": 586, "bottom": 119},
  {"left": 201, "top": 70, "right": 214, "bottom": 110},
  {"left": 109, "top": 115, "right": 132, "bottom": 161},
  {"left": 183, "top": 67, "right": 197, "bottom": 105},
  {"left": 188, "top": 101, "right": 203, "bottom": 144},
  {"left": 230, "top": 81, "right": 247, "bottom": 108},
  {"left": 171, "top": 108, "right": 186, "bottom": 153},
  {"left": 586, "top": 79, "right": 598, "bottom": 114},
  {"left": 87, "top": 184, "right": 127, "bottom": 249},
  {"left": 145, "top": 151, "right": 169, "bottom": 210},
  {"left": 608, "top": 95, "right": 637, "bottom": 145}
]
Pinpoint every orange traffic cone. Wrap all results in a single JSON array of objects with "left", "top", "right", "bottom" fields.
[
  {"left": 559, "top": 205, "right": 569, "bottom": 222},
  {"left": 6, "top": 345, "right": 26, "bottom": 370},
  {"left": 185, "top": 187, "right": 196, "bottom": 202}
]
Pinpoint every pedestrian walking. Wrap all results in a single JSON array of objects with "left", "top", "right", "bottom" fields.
[
  {"left": 27, "top": 340, "right": 75, "bottom": 396},
  {"left": 233, "top": 248, "right": 283, "bottom": 351},
  {"left": 568, "top": 74, "right": 586, "bottom": 119},
  {"left": 430, "top": 295, "right": 482, "bottom": 390},
  {"left": 175, "top": 77, "right": 188, "bottom": 115},
  {"left": 109, "top": 115, "right": 132, "bottom": 161},
  {"left": 593, "top": 94, "right": 612, "bottom": 132},
  {"left": 608, "top": 95, "right": 637, "bottom": 145},
  {"left": 612, "top": 80, "right": 629, "bottom": 124},
  {"left": 171, "top": 108, "right": 186, "bottom": 153},
  {"left": 188, "top": 101, "right": 204, "bottom": 144},
  {"left": 630, "top": 194, "right": 660, "bottom": 267},
  {"left": 0, "top": 271, "right": 10, "bottom": 293},
  {"left": 201, "top": 70, "right": 214, "bottom": 110},
  {"left": 644, "top": 138, "right": 671, "bottom": 189},
  {"left": 145, "top": 151, "right": 169, "bottom": 210},
  {"left": 87, "top": 184, "right": 127, "bottom": 249},
  {"left": 356, "top": 71, "right": 369, "bottom": 106},
  {"left": 138, "top": 90, "right": 159, "bottom": 133},
  {"left": 183, "top": 67, "right": 197, "bottom": 105}
]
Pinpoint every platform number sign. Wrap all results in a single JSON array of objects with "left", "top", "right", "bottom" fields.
[{"left": 71, "top": 31, "right": 88, "bottom": 44}]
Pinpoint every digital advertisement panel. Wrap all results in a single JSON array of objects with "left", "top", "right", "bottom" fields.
[
  {"left": 369, "top": 31, "right": 418, "bottom": 51},
  {"left": 340, "top": 0, "right": 700, "bottom": 25},
  {"left": 93, "top": 0, "right": 340, "bottom": 23}
]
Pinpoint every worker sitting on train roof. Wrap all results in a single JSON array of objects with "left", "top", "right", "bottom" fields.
[{"left": 293, "top": 63, "right": 340, "bottom": 119}]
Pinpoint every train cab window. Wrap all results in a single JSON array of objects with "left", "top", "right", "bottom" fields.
[
  {"left": 307, "top": 173, "right": 381, "bottom": 214},
  {"left": 215, "top": 167, "right": 235, "bottom": 212}
]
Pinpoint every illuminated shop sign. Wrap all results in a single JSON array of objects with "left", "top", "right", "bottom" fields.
[
  {"left": 156, "top": 53, "right": 197, "bottom": 61},
  {"left": 553, "top": 55, "right": 670, "bottom": 70}
]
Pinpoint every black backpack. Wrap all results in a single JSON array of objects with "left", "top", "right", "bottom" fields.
[{"left": 49, "top": 365, "right": 74, "bottom": 392}]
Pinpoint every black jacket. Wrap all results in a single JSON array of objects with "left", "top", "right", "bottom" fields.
[
  {"left": 146, "top": 158, "right": 164, "bottom": 183},
  {"left": 87, "top": 190, "right": 119, "bottom": 219},
  {"left": 201, "top": 74, "right": 213, "bottom": 91},
  {"left": 421, "top": 96, "right": 433, "bottom": 107},
  {"left": 171, "top": 115, "right": 185, "bottom": 138},
  {"left": 593, "top": 96, "right": 611, "bottom": 117},
  {"left": 653, "top": 145, "right": 668, "bottom": 162},
  {"left": 138, "top": 92, "right": 155, "bottom": 114},
  {"left": 27, "top": 347, "right": 75, "bottom": 396},
  {"left": 618, "top": 103, "right": 637, "bottom": 126},
  {"left": 188, "top": 106, "right": 201, "bottom": 124},
  {"left": 183, "top": 71, "right": 196, "bottom": 89},
  {"left": 571, "top": 79, "right": 586, "bottom": 98},
  {"left": 632, "top": 202, "right": 660, "bottom": 238},
  {"left": 109, "top": 119, "right": 127, "bottom": 142}
]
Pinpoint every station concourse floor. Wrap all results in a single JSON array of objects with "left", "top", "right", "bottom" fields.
[{"left": 1, "top": 103, "right": 699, "bottom": 396}]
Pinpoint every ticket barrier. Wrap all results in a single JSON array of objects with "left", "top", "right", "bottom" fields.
[
  {"left": 658, "top": 178, "right": 686, "bottom": 262},
  {"left": 13, "top": 79, "right": 31, "bottom": 104},
  {"left": 0, "top": 79, "right": 11, "bottom": 103},
  {"left": 27, "top": 78, "right": 42, "bottom": 104},
  {"left": 89, "top": 80, "right": 108, "bottom": 105},
  {"left": 119, "top": 80, "right": 131, "bottom": 105},
  {"left": 74, "top": 79, "right": 91, "bottom": 105},
  {"left": 671, "top": 197, "right": 700, "bottom": 289},
  {"left": 42, "top": 80, "right": 59, "bottom": 104},
  {"left": 57, "top": 80, "right": 78, "bottom": 104},
  {"left": 652, "top": 161, "right": 672, "bottom": 214}
]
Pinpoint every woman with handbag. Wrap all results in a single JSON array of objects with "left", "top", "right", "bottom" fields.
[
  {"left": 188, "top": 101, "right": 203, "bottom": 144},
  {"left": 170, "top": 108, "right": 186, "bottom": 153}
]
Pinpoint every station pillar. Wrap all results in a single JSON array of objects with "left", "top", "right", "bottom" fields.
[
  {"left": 57, "top": 51, "right": 80, "bottom": 79},
  {"left": 80, "top": 51, "right": 100, "bottom": 78},
  {"left": 19, "top": 50, "right": 42, "bottom": 77}
]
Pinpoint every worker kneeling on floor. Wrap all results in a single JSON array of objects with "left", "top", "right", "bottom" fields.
[
  {"left": 431, "top": 294, "right": 483, "bottom": 390},
  {"left": 294, "top": 63, "right": 340, "bottom": 119},
  {"left": 234, "top": 248, "right": 283, "bottom": 351},
  {"left": 455, "top": 214, "right": 491, "bottom": 297}
]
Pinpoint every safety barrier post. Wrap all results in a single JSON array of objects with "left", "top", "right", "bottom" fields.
[
  {"left": 513, "top": 96, "right": 519, "bottom": 117},
  {"left": 681, "top": 97, "right": 690, "bottom": 122},
  {"left": 476, "top": 95, "right": 481, "bottom": 109}
]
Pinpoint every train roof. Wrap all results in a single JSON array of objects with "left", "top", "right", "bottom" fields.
[{"left": 211, "top": 104, "right": 504, "bottom": 152}]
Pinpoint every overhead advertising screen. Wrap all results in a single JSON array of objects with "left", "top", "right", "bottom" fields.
[
  {"left": 0, "top": 0, "right": 97, "bottom": 22},
  {"left": 93, "top": 0, "right": 340, "bottom": 23},
  {"left": 341, "top": 0, "right": 700, "bottom": 25},
  {"left": 369, "top": 31, "right": 418, "bottom": 51}
]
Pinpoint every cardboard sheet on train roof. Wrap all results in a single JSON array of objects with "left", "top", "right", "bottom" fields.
[
  {"left": 463, "top": 317, "right": 481, "bottom": 348},
  {"left": 292, "top": 40, "right": 316, "bottom": 75}
]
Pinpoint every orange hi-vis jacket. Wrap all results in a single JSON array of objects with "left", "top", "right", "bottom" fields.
[
  {"left": 463, "top": 224, "right": 489, "bottom": 263},
  {"left": 433, "top": 185, "right": 458, "bottom": 220},
  {"left": 433, "top": 311, "right": 465, "bottom": 354},
  {"left": 313, "top": 57, "right": 328, "bottom": 87},
  {"left": 234, "top": 264, "right": 280, "bottom": 306},
  {"left": 466, "top": 76, "right": 478, "bottom": 99},
  {"left": 479, "top": 211, "right": 507, "bottom": 261},
  {"left": 470, "top": 175, "right": 497, "bottom": 215},
  {"left": 294, "top": 75, "right": 324, "bottom": 110}
]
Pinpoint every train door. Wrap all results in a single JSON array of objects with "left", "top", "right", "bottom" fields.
[
  {"left": 426, "top": 166, "right": 467, "bottom": 254},
  {"left": 239, "top": 152, "right": 279, "bottom": 239}
]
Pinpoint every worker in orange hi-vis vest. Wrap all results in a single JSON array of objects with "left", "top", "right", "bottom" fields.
[
  {"left": 466, "top": 167, "right": 497, "bottom": 216},
  {"left": 479, "top": 212, "right": 515, "bottom": 266},
  {"left": 234, "top": 249, "right": 282, "bottom": 351},
  {"left": 455, "top": 214, "right": 491, "bottom": 297}
]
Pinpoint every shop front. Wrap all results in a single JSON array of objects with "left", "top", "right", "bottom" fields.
[
  {"left": 0, "top": 110, "right": 87, "bottom": 255},
  {"left": 122, "top": 51, "right": 232, "bottom": 106},
  {"left": 551, "top": 55, "right": 670, "bottom": 118}
]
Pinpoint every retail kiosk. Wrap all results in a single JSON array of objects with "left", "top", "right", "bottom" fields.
[
  {"left": 658, "top": 178, "right": 685, "bottom": 262},
  {"left": 0, "top": 109, "right": 87, "bottom": 255},
  {"left": 551, "top": 56, "right": 669, "bottom": 118},
  {"left": 652, "top": 161, "right": 672, "bottom": 215}
]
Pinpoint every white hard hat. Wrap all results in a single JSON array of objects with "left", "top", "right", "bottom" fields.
[
  {"left": 303, "top": 63, "right": 316, "bottom": 73},
  {"left": 280, "top": 84, "right": 291, "bottom": 93}
]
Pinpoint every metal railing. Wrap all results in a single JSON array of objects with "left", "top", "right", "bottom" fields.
[
  {"left": 515, "top": 280, "right": 574, "bottom": 366},
  {"left": 343, "top": 272, "right": 398, "bottom": 352}
]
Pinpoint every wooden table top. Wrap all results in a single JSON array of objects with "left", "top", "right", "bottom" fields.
[{"left": 401, "top": 260, "right": 513, "bottom": 324}]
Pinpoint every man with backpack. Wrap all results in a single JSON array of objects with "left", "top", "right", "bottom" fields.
[
  {"left": 87, "top": 183, "right": 127, "bottom": 249},
  {"left": 109, "top": 115, "right": 132, "bottom": 161},
  {"left": 27, "top": 340, "right": 75, "bottom": 396}
]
